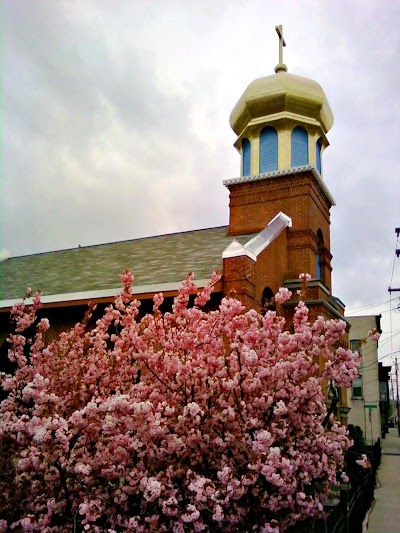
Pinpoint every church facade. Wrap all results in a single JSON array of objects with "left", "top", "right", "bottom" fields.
[{"left": 0, "top": 27, "right": 349, "bottom": 418}]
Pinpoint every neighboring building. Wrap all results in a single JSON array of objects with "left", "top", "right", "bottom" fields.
[
  {"left": 378, "top": 363, "right": 392, "bottom": 435},
  {"left": 0, "top": 27, "right": 350, "bottom": 418},
  {"left": 346, "top": 315, "right": 382, "bottom": 444}
]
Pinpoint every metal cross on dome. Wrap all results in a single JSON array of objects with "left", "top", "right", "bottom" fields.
[{"left": 275, "top": 25, "right": 286, "bottom": 64}]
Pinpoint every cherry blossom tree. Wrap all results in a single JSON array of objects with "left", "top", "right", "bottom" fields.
[{"left": 0, "top": 272, "right": 361, "bottom": 532}]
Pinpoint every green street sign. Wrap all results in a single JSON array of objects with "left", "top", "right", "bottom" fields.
[{"left": 364, "top": 404, "right": 378, "bottom": 409}]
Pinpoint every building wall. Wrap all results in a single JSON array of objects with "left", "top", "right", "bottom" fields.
[
  {"left": 222, "top": 253, "right": 256, "bottom": 310},
  {"left": 254, "top": 230, "right": 289, "bottom": 307},
  {"left": 226, "top": 170, "right": 333, "bottom": 292},
  {"left": 346, "top": 315, "right": 381, "bottom": 445}
]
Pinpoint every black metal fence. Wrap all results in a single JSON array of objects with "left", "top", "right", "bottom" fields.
[{"left": 288, "top": 440, "right": 381, "bottom": 533}]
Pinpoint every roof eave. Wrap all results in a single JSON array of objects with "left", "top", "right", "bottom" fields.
[{"left": 0, "top": 279, "right": 224, "bottom": 312}]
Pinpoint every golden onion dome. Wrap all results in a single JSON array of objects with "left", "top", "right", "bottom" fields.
[{"left": 230, "top": 70, "right": 334, "bottom": 137}]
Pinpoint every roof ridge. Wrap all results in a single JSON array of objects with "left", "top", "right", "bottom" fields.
[{"left": 5, "top": 225, "right": 230, "bottom": 260}]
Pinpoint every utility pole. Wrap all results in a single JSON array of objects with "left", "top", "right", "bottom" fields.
[
  {"left": 396, "top": 357, "right": 400, "bottom": 436},
  {"left": 388, "top": 228, "right": 400, "bottom": 435},
  {"left": 388, "top": 227, "right": 400, "bottom": 296}
]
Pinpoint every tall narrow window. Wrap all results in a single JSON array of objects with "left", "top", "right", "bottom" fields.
[
  {"left": 316, "top": 253, "right": 321, "bottom": 279},
  {"left": 316, "top": 229, "right": 324, "bottom": 280},
  {"left": 242, "top": 138, "right": 251, "bottom": 176},
  {"left": 350, "top": 339, "right": 363, "bottom": 398},
  {"left": 316, "top": 138, "right": 322, "bottom": 174},
  {"left": 291, "top": 126, "right": 309, "bottom": 167},
  {"left": 261, "top": 286, "right": 275, "bottom": 314},
  {"left": 259, "top": 127, "right": 278, "bottom": 173}
]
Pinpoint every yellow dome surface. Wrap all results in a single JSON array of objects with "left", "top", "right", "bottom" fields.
[{"left": 230, "top": 71, "right": 334, "bottom": 136}]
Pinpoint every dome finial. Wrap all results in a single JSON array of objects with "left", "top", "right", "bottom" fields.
[{"left": 274, "top": 24, "right": 287, "bottom": 73}]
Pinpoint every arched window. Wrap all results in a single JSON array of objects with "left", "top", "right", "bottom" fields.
[
  {"left": 261, "top": 286, "right": 275, "bottom": 314},
  {"left": 316, "top": 138, "right": 323, "bottom": 174},
  {"left": 242, "top": 138, "right": 251, "bottom": 176},
  {"left": 259, "top": 127, "right": 278, "bottom": 173},
  {"left": 316, "top": 254, "right": 321, "bottom": 280},
  {"left": 291, "top": 126, "right": 309, "bottom": 167},
  {"left": 316, "top": 229, "right": 324, "bottom": 280}
]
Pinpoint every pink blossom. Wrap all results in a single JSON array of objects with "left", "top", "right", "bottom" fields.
[
  {"left": 212, "top": 504, "right": 224, "bottom": 522},
  {"left": 120, "top": 270, "right": 134, "bottom": 288},
  {"left": 153, "top": 292, "right": 164, "bottom": 311},
  {"left": 183, "top": 402, "right": 203, "bottom": 418},
  {"left": 141, "top": 477, "right": 162, "bottom": 502},
  {"left": 75, "top": 463, "right": 92, "bottom": 475},
  {"left": 37, "top": 318, "right": 50, "bottom": 332},
  {"left": 274, "top": 287, "right": 292, "bottom": 304},
  {"left": 341, "top": 472, "right": 349, "bottom": 483},
  {"left": 182, "top": 504, "right": 200, "bottom": 523},
  {"left": 356, "top": 454, "right": 371, "bottom": 469},
  {"left": 368, "top": 329, "right": 381, "bottom": 342},
  {"left": 260, "top": 523, "right": 280, "bottom": 533},
  {"left": 252, "top": 430, "right": 274, "bottom": 454},
  {"left": 0, "top": 270, "right": 357, "bottom": 531}
]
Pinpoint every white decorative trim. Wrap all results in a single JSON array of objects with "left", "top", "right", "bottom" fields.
[
  {"left": 222, "top": 240, "right": 256, "bottom": 261},
  {"left": 223, "top": 165, "right": 336, "bottom": 206},
  {"left": 222, "top": 212, "right": 292, "bottom": 262},
  {"left": 245, "top": 212, "right": 292, "bottom": 257}
]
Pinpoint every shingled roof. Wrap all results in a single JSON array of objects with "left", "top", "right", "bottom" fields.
[{"left": 0, "top": 226, "right": 255, "bottom": 303}]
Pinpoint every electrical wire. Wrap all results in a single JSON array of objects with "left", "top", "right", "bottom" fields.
[
  {"left": 378, "top": 330, "right": 400, "bottom": 347},
  {"left": 345, "top": 298, "right": 392, "bottom": 313}
]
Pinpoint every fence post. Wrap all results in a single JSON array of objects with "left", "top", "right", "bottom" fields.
[{"left": 339, "top": 484, "right": 350, "bottom": 533}]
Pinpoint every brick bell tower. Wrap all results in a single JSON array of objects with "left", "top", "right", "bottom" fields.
[
  {"left": 222, "top": 26, "right": 349, "bottom": 423},
  {"left": 223, "top": 26, "right": 346, "bottom": 326}
]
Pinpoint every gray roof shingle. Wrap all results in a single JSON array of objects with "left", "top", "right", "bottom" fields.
[{"left": 0, "top": 227, "right": 254, "bottom": 300}]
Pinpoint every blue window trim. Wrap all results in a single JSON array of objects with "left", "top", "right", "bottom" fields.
[
  {"left": 242, "top": 138, "right": 251, "bottom": 176},
  {"left": 316, "top": 138, "right": 322, "bottom": 174},
  {"left": 316, "top": 253, "right": 321, "bottom": 279},
  {"left": 259, "top": 127, "right": 278, "bottom": 173},
  {"left": 291, "top": 127, "right": 309, "bottom": 167}
]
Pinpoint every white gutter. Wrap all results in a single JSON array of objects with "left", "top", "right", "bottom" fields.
[{"left": 0, "top": 279, "right": 213, "bottom": 310}]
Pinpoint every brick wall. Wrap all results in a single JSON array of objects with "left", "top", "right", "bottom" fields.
[
  {"left": 222, "top": 254, "right": 256, "bottom": 310},
  {"left": 254, "top": 230, "right": 288, "bottom": 307},
  {"left": 227, "top": 170, "right": 333, "bottom": 293}
]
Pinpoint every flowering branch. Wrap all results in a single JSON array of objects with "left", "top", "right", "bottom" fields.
[{"left": 0, "top": 271, "right": 360, "bottom": 532}]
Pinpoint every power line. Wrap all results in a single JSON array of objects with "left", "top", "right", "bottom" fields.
[
  {"left": 347, "top": 306, "right": 400, "bottom": 318},
  {"left": 378, "top": 329, "right": 400, "bottom": 346},
  {"left": 357, "top": 349, "right": 400, "bottom": 372},
  {"left": 345, "top": 298, "right": 392, "bottom": 313}
]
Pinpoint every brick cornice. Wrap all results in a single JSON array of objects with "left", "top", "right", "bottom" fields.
[
  {"left": 283, "top": 298, "right": 348, "bottom": 323},
  {"left": 224, "top": 166, "right": 335, "bottom": 207}
]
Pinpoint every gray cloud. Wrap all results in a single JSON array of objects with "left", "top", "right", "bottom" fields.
[{"left": 2, "top": 0, "right": 400, "bottom": 362}]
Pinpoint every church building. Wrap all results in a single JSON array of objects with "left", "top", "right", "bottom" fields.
[{"left": 0, "top": 27, "right": 348, "bottom": 390}]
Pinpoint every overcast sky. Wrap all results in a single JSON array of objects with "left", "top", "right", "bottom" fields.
[{"left": 1, "top": 0, "right": 400, "bottom": 368}]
